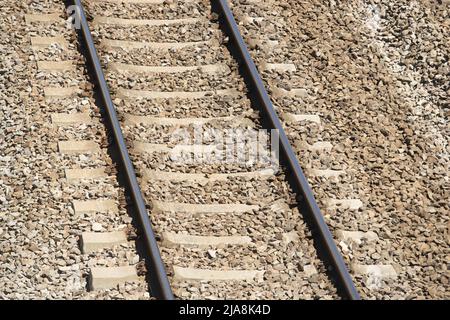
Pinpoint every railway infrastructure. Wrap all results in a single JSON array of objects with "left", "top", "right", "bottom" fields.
[
  {"left": 75, "top": 0, "right": 359, "bottom": 299},
  {"left": 0, "top": 0, "right": 447, "bottom": 300}
]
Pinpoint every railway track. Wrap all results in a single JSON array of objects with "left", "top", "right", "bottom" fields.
[{"left": 19, "top": 0, "right": 362, "bottom": 299}]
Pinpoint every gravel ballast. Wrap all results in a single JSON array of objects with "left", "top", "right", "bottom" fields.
[
  {"left": 0, "top": 0, "right": 150, "bottom": 299},
  {"left": 232, "top": 0, "right": 449, "bottom": 299},
  {"left": 1, "top": 0, "right": 447, "bottom": 300}
]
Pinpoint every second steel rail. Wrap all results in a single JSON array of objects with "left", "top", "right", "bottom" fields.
[{"left": 212, "top": 0, "right": 360, "bottom": 300}]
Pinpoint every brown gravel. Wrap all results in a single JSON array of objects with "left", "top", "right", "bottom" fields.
[
  {"left": 2, "top": 0, "right": 447, "bottom": 300},
  {"left": 0, "top": 0, "right": 150, "bottom": 299},
  {"left": 232, "top": 0, "right": 449, "bottom": 299}
]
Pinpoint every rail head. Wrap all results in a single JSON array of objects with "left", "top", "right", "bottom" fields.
[
  {"left": 212, "top": 0, "right": 360, "bottom": 300},
  {"left": 68, "top": 0, "right": 174, "bottom": 300}
]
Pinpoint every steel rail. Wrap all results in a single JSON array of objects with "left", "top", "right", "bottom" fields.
[
  {"left": 68, "top": 0, "right": 174, "bottom": 300},
  {"left": 212, "top": 0, "right": 360, "bottom": 300}
]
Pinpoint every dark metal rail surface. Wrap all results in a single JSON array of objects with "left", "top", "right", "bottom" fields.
[
  {"left": 212, "top": 0, "right": 360, "bottom": 300},
  {"left": 68, "top": 0, "right": 174, "bottom": 300}
]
